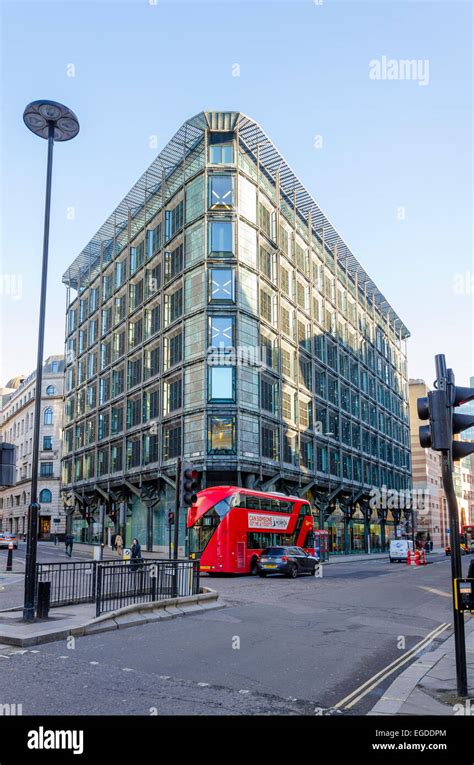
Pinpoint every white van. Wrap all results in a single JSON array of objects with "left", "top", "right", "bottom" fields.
[{"left": 389, "top": 539, "right": 414, "bottom": 563}]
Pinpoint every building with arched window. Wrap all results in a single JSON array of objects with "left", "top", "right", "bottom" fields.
[
  {"left": 0, "top": 356, "right": 65, "bottom": 539},
  {"left": 39, "top": 488, "right": 52, "bottom": 503}
]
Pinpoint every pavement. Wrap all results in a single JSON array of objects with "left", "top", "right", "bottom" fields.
[
  {"left": 0, "top": 588, "right": 222, "bottom": 646},
  {"left": 369, "top": 615, "right": 474, "bottom": 715}
]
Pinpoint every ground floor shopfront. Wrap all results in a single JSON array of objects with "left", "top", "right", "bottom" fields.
[
  {"left": 65, "top": 474, "right": 414, "bottom": 558},
  {"left": 318, "top": 504, "right": 413, "bottom": 555}
]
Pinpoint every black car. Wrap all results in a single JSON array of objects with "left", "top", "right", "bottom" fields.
[{"left": 256, "top": 546, "right": 320, "bottom": 578}]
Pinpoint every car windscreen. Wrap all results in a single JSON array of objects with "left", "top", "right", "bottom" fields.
[{"left": 262, "top": 547, "right": 285, "bottom": 556}]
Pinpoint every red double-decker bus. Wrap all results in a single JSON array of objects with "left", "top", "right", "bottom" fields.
[{"left": 187, "top": 486, "right": 315, "bottom": 575}]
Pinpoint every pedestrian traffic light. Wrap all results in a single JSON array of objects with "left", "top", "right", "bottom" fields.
[
  {"left": 168, "top": 511, "right": 175, "bottom": 525},
  {"left": 180, "top": 462, "right": 201, "bottom": 507},
  {"left": 418, "top": 367, "right": 474, "bottom": 461}
]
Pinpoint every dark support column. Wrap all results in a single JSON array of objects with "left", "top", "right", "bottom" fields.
[
  {"left": 344, "top": 513, "right": 350, "bottom": 555},
  {"left": 381, "top": 514, "right": 386, "bottom": 552},
  {"left": 364, "top": 508, "right": 370, "bottom": 554},
  {"left": 146, "top": 499, "right": 153, "bottom": 553}
]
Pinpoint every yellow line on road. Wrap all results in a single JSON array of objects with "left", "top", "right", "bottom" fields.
[{"left": 333, "top": 622, "right": 450, "bottom": 710}]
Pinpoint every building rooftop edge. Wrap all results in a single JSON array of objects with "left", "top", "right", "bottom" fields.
[{"left": 62, "top": 110, "right": 410, "bottom": 338}]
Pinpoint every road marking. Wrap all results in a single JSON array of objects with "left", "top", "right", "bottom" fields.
[
  {"left": 238, "top": 689, "right": 250, "bottom": 694},
  {"left": 159, "top": 675, "right": 170, "bottom": 680},
  {"left": 89, "top": 661, "right": 99, "bottom": 665},
  {"left": 333, "top": 622, "right": 450, "bottom": 711},
  {"left": 122, "top": 667, "right": 134, "bottom": 672},
  {"left": 418, "top": 586, "right": 451, "bottom": 598},
  {"left": 197, "top": 682, "right": 210, "bottom": 687}
]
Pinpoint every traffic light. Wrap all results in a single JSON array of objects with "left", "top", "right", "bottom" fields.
[
  {"left": 168, "top": 511, "right": 175, "bottom": 525},
  {"left": 417, "top": 365, "right": 474, "bottom": 461},
  {"left": 180, "top": 462, "right": 201, "bottom": 507},
  {"left": 451, "top": 383, "right": 474, "bottom": 460}
]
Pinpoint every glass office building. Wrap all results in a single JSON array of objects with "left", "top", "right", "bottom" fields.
[{"left": 62, "top": 111, "right": 411, "bottom": 554}]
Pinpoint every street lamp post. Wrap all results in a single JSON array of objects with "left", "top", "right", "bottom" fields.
[{"left": 22, "top": 100, "right": 79, "bottom": 622}]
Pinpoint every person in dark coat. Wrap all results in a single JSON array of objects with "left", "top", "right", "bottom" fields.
[
  {"left": 65, "top": 533, "right": 74, "bottom": 557},
  {"left": 130, "top": 538, "right": 142, "bottom": 571}
]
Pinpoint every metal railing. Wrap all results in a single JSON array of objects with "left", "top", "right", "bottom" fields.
[
  {"left": 36, "top": 561, "right": 98, "bottom": 607},
  {"left": 35, "top": 559, "right": 200, "bottom": 615},
  {"left": 96, "top": 559, "right": 200, "bottom": 617}
]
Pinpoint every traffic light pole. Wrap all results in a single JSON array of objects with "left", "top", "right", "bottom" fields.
[
  {"left": 173, "top": 456, "right": 181, "bottom": 561},
  {"left": 435, "top": 355, "right": 468, "bottom": 697},
  {"left": 418, "top": 354, "right": 474, "bottom": 698},
  {"left": 441, "top": 451, "right": 468, "bottom": 697}
]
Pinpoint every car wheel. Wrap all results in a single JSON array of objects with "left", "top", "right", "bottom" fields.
[
  {"left": 250, "top": 557, "right": 259, "bottom": 576},
  {"left": 287, "top": 564, "right": 298, "bottom": 579},
  {"left": 258, "top": 571, "right": 266, "bottom": 578}
]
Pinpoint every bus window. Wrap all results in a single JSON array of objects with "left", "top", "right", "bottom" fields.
[
  {"left": 189, "top": 495, "right": 236, "bottom": 555},
  {"left": 244, "top": 496, "right": 260, "bottom": 510}
]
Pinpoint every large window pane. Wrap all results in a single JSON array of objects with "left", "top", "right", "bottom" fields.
[
  {"left": 208, "top": 175, "right": 233, "bottom": 210},
  {"left": 209, "top": 366, "right": 234, "bottom": 401},
  {"left": 208, "top": 416, "right": 236, "bottom": 453},
  {"left": 209, "top": 268, "right": 235, "bottom": 302},
  {"left": 208, "top": 221, "right": 233, "bottom": 256},
  {"left": 210, "top": 316, "right": 234, "bottom": 349}
]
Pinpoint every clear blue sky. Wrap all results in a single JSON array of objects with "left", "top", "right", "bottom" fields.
[{"left": 1, "top": 0, "right": 472, "bottom": 388}]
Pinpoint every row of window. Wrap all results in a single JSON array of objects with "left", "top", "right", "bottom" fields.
[
  {"left": 0, "top": 488, "right": 53, "bottom": 510},
  {"left": 62, "top": 416, "right": 409, "bottom": 491}
]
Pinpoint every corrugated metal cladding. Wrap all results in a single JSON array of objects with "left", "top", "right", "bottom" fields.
[{"left": 204, "top": 111, "right": 240, "bottom": 131}]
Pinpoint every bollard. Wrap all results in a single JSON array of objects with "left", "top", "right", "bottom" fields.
[
  {"left": 36, "top": 581, "right": 51, "bottom": 619},
  {"left": 406, "top": 549, "right": 411, "bottom": 566},
  {"left": 6, "top": 542, "right": 13, "bottom": 572}
]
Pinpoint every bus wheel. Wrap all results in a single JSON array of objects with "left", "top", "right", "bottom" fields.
[{"left": 250, "top": 558, "right": 258, "bottom": 575}]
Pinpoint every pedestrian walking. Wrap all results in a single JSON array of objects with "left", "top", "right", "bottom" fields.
[
  {"left": 64, "top": 533, "right": 74, "bottom": 557},
  {"left": 130, "top": 538, "right": 142, "bottom": 572},
  {"left": 115, "top": 533, "right": 123, "bottom": 557},
  {"left": 111, "top": 532, "right": 117, "bottom": 551}
]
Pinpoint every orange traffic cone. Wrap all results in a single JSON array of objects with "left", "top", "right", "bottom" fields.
[{"left": 414, "top": 549, "right": 421, "bottom": 566}]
